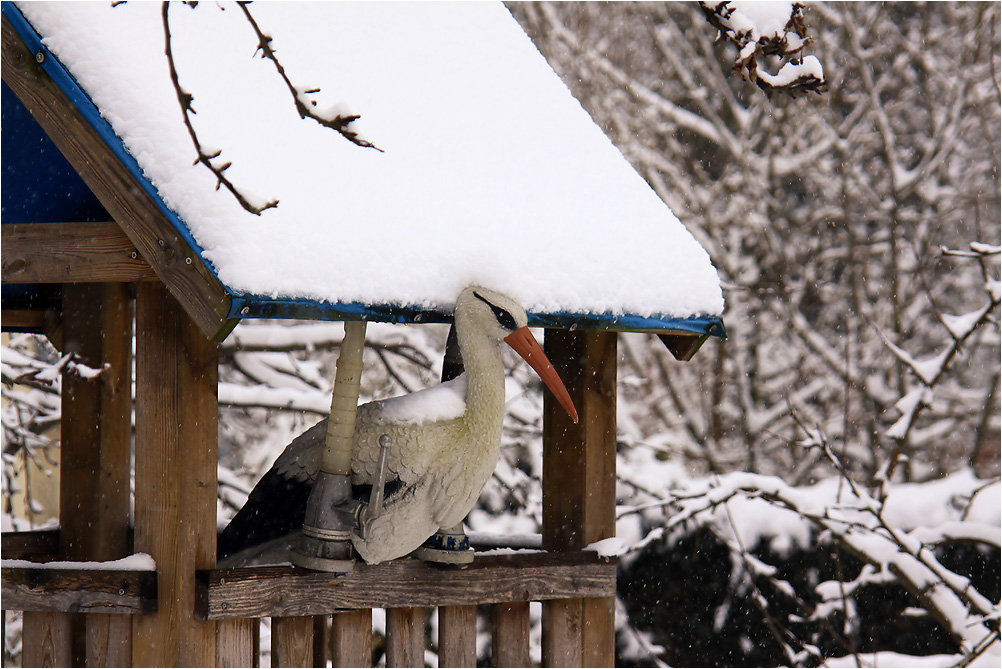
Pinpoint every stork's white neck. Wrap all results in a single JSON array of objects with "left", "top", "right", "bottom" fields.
[{"left": 454, "top": 313, "right": 507, "bottom": 442}]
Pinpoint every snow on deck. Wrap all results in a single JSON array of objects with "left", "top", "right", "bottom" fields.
[{"left": 15, "top": 2, "right": 723, "bottom": 321}]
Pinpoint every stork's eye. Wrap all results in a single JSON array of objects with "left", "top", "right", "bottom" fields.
[{"left": 473, "top": 291, "right": 518, "bottom": 331}]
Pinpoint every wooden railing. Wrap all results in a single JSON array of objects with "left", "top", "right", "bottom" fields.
[{"left": 3, "top": 530, "right": 616, "bottom": 667}]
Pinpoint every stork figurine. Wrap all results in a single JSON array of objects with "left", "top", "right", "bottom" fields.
[{"left": 218, "top": 285, "right": 579, "bottom": 566}]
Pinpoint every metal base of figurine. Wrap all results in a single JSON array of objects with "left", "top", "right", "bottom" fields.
[
  {"left": 290, "top": 532, "right": 356, "bottom": 573},
  {"left": 411, "top": 527, "right": 475, "bottom": 566}
]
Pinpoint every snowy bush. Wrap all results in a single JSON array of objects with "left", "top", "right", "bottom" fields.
[{"left": 614, "top": 467, "right": 1000, "bottom": 667}]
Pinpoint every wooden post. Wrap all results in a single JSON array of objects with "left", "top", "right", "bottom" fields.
[
  {"left": 271, "top": 617, "right": 314, "bottom": 668},
  {"left": 133, "top": 282, "right": 217, "bottom": 666},
  {"left": 438, "top": 605, "right": 476, "bottom": 667},
  {"left": 384, "top": 608, "right": 423, "bottom": 668},
  {"left": 331, "top": 609, "right": 371, "bottom": 667},
  {"left": 60, "top": 282, "right": 134, "bottom": 667},
  {"left": 490, "top": 601, "right": 530, "bottom": 667},
  {"left": 542, "top": 330, "right": 617, "bottom": 668}
]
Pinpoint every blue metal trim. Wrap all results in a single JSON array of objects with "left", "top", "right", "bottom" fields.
[
  {"left": 1, "top": 2, "right": 221, "bottom": 283},
  {"left": 229, "top": 294, "right": 726, "bottom": 337}
]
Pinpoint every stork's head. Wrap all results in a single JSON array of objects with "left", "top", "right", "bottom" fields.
[{"left": 456, "top": 286, "right": 579, "bottom": 423}]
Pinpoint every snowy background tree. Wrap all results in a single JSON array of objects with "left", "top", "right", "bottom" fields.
[{"left": 4, "top": 2, "right": 999, "bottom": 666}]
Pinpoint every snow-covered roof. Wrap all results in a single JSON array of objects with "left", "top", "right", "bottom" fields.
[{"left": 5, "top": 2, "right": 724, "bottom": 339}]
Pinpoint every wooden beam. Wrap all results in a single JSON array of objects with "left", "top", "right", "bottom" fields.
[
  {"left": 196, "top": 552, "right": 616, "bottom": 620},
  {"left": 1, "top": 309, "right": 45, "bottom": 330},
  {"left": 133, "top": 282, "right": 218, "bottom": 666},
  {"left": 490, "top": 601, "right": 530, "bottom": 668},
  {"left": 542, "top": 330, "right": 618, "bottom": 668},
  {"left": 1, "top": 530, "right": 60, "bottom": 559},
  {"left": 59, "top": 283, "right": 135, "bottom": 666},
  {"left": 2, "top": 223, "right": 157, "bottom": 284},
  {"left": 1, "top": 307, "right": 61, "bottom": 342},
  {"left": 2, "top": 16, "right": 235, "bottom": 341},
  {"left": 658, "top": 331, "right": 709, "bottom": 361},
  {"left": 1, "top": 567, "right": 157, "bottom": 615},
  {"left": 385, "top": 608, "right": 423, "bottom": 668},
  {"left": 271, "top": 616, "right": 313, "bottom": 668},
  {"left": 437, "top": 605, "right": 476, "bottom": 668},
  {"left": 331, "top": 609, "right": 371, "bottom": 668}
]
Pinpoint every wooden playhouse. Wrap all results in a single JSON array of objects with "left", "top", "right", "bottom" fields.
[{"left": 1, "top": 3, "right": 724, "bottom": 666}]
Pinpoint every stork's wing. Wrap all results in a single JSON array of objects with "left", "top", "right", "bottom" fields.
[
  {"left": 218, "top": 420, "right": 325, "bottom": 560},
  {"left": 350, "top": 377, "right": 468, "bottom": 486}
]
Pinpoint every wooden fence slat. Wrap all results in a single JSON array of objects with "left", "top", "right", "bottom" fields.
[
  {"left": 582, "top": 597, "right": 616, "bottom": 667},
  {"left": 491, "top": 601, "right": 530, "bottom": 668},
  {"left": 272, "top": 616, "right": 314, "bottom": 668},
  {"left": 541, "top": 599, "right": 583, "bottom": 668},
  {"left": 22, "top": 611, "right": 73, "bottom": 668},
  {"left": 312, "top": 615, "right": 329, "bottom": 667},
  {"left": 198, "top": 552, "right": 615, "bottom": 619},
  {"left": 331, "top": 608, "right": 371, "bottom": 668},
  {"left": 438, "top": 605, "right": 476, "bottom": 668},
  {"left": 385, "top": 608, "right": 423, "bottom": 668},
  {"left": 86, "top": 614, "right": 133, "bottom": 667},
  {"left": 216, "top": 618, "right": 258, "bottom": 668}
]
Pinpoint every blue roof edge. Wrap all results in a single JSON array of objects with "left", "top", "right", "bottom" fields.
[
  {"left": 229, "top": 295, "right": 727, "bottom": 338},
  {"left": 2, "top": 1, "right": 221, "bottom": 281}
]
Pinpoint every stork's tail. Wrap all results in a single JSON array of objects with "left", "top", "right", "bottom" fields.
[{"left": 218, "top": 467, "right": 313, "bottom": 561}]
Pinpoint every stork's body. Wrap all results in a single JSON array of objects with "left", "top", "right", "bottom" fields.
[{"left": 219, "top": 286, "right": 577, "bottom": 565}]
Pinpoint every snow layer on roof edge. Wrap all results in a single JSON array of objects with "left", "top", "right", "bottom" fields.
[{"left": 16, "top": 2, "right": 724, "bottom": 320}]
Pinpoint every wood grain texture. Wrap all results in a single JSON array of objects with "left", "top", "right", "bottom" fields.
[
  {"left": 541, "top": 598, "right": 583, "bottom": 668},
  {"left": 490, "top": 601, "right": 530, "bottom": 668},
  {"left": 58, "top": 283, "right": 135, "bottom": 666},
  {"left": 216, "top": 618, "right": 259, "bottom": 668},
  {"left": 1, "top": 308, "right": 47, "bottom": 329},
  {"left": 133, "top": 283, "right": 218, "bottom": 666},
  {"left": 582, "top": 597, "right": 616, "bottom": 668},
  {"left": 385, "top": 608, "right": 423, "bottom": 668},
  {"left": 272, "top": 616, "right": 314, "bottom": 668},
  {"left": 437, "top": 605, "right": 475, "bottom": 668},
  {"left": 542, "top": 330, "right": 618, "bottom": 552},
  {"left": 59, "top": 283, "right": 133, "bottom": 562},
  {"left": 21, "top": 611, "right": 73, "bottom": 668},
  {"left": 1, "top": 567, "right": 156, "bottom": 615},
  {"left": 1, "top": 529, "right": 60, "bottom": 559},
  {"left": 85, "top": 614, "right": 133, "bottom": 667},
  {"left": 542, "top": 330, "right": 618, "bottom": 668},
  {"left": 197, "top": 552, "right": 616, "bottom": 620},
  {"left": 2, "top": 223, "right": 156, "bottom": 284},
  {"left": 331, "top": 608, "right": 372, "bottom": 668},
  {"left": 2, "top": 16, "right": 233, "bottom": 340}
]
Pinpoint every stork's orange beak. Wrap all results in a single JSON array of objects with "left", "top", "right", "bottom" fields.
[{"left": 504, "top": 327, "right": 579, "bottom": 424}]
